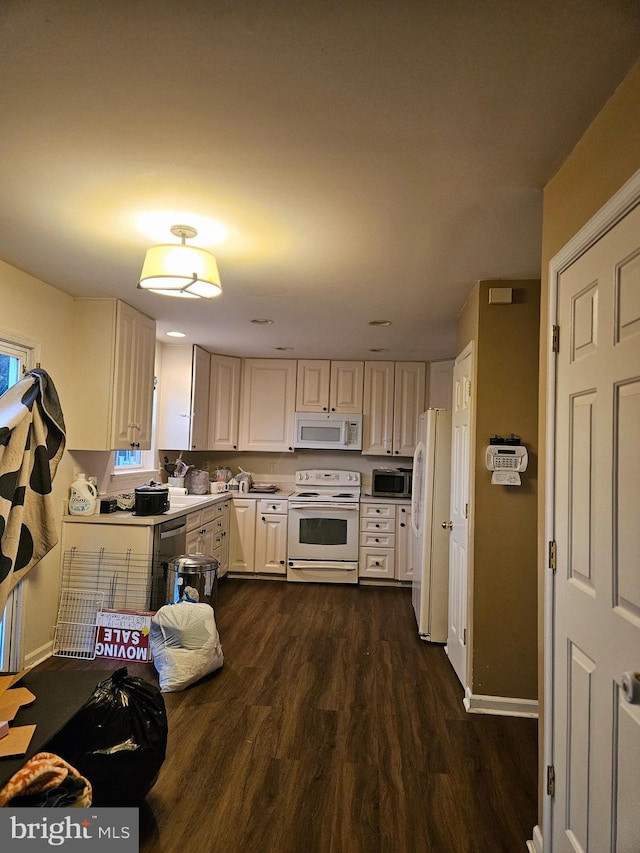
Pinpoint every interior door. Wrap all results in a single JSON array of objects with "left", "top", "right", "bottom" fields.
[
  {"left": 552, "top": 200, "right": 640, "bottom": 851},
  {"left": 446, "top": 344, "right": 472, "bottom": 689}
]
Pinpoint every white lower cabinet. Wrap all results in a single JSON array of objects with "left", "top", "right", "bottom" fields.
[
  {"left": 230, "top": 498, "right": 288, "bottom": 575},
  {"left": 254, "top": 510, "right": 287, "bottom": 575},
  {"left": 185, "top": 499, "right": 231, "bottom": 578},
  {"left": 395, "top": 504, "right": 413, "bottom": 581},
  {"left": 359, "top": 500, "right": 412, "bottom": 582}
]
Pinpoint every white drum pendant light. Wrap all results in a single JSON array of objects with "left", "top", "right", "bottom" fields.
[{"left": 138, "top": 224, "right": 222, "bottom": 299}]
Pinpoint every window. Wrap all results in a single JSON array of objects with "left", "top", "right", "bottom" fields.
[
  {"left": 0, "top": 337, "right": 33, "bottom": 671},
  {"left": 114, "top": 449, "right": 143, "bottom": 468},
  {"left": 0, "top": 340, "right": 30, "bottom": 396}
]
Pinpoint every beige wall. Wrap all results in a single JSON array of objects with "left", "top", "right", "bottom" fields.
[
  {"left": 537, "top": 57, "right": 640, "bottom": 828},
  {"left": 458, "top": 280, "right": 540, "bottom": 700},
  {"left": 0, "top": 261, "right": 75, "bottom": 666}
]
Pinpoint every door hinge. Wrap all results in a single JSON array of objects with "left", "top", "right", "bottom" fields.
[
  {"left": 551, "top": 325, "right": 560, "bottom": 353},
  {"left": 463, "top": 628, "right": 467, "bottom": 646},
  {"left": 548, "top": 540, "right": 557, "bottom": 572},
  {"left": 547, "top": 765, "right": 555, "bottom": 797},
  {"left": 464, "top": 502, "right": 469, "bottom": 519}
]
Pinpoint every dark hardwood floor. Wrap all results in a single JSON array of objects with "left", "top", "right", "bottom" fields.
[{"left": 35, "top": 579, "right": 538, "bottom": 852}]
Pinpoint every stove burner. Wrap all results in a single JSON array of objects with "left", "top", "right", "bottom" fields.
[
  {"left": 333, "top": 493, "right": 354, "bottom": 498},
  {"left": 295, "top": 492, "right": 319, "bottom": 497}
]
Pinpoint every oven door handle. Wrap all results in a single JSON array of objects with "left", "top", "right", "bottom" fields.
[
  {"left": 288, "top": 560, "right": 358, "bottom": 571},
  {"left": 289, "top": 503, "right": 359, "bottom": 511}
]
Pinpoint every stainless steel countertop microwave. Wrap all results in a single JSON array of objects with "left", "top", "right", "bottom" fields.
[{"left": 371, "top": 467, "right": 413, "bottom": 498}]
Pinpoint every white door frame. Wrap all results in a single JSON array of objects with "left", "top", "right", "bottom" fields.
[
  {"left": 542, "top": 167, "right": 640, "bottom": 851},
  {"left": 446, "top": 340, "right": 474, "bottom": 694}
]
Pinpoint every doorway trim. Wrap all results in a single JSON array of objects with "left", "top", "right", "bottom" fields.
[{"left": 541, "top": 167, "right": 640, "bottom": 851}]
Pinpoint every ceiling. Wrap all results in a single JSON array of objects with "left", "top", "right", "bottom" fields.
[{"left": 1, "top": 1, "right": 639, "bottom": 362}]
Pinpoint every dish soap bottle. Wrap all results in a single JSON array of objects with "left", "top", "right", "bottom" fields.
[{"left": 68, "top": 473, "right": 98, "bottom": 515}]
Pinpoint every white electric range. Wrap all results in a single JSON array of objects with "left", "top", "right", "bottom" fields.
[{"left": 287, "top": 470, "right": 361, "bottom": 584}]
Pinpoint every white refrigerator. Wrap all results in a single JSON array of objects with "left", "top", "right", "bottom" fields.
[{"left": 411, "top": 409, "right": 452, "bottom": 642}]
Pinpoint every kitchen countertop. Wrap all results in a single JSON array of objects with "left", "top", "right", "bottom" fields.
[
  {"left": 62, "top": 492, "right": 229, "bottom": 525},
  {"left": 360, "top": 493, "right": 411, "bottom": 503},
  {"left": 62, "top": 488, "right": 294, "bottom": 525}
]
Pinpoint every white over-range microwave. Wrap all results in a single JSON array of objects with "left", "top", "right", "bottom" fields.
[{"left": 294, "top": 412, "right": 363, "bottom": 451}]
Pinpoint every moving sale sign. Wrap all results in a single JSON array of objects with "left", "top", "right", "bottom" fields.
[{"left": 95, "top": 609, "right": 154, "bottom": 662}]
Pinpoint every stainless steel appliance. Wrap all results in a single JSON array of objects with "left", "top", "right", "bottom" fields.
[
  {"left": 150, "top": 515, "right": 187, "bottom": 609},
  {"left": 294, "top": 412, "right": 362, "bottom": 450},
  {"left": 372, "top": 467, "right": 413, "bottom": 498},
  {"left": 167, "top": 553, "right": 219, "bottom": 609},
  {"left": 287, "top": 469, "right": 361, "bottom": 583},
  {"left": 411, "top": 409, "right": 452, "bottom": 642}
]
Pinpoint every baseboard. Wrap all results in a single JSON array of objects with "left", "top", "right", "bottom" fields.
[
  {"left": 464, "top": 687, "right": 538, "bottom": 718},
  {"left": 527, "top": 825, "right": 543, "bottom": 852},
  {"left": 23, "top": 641, "right": 53, "bottom": 670}
]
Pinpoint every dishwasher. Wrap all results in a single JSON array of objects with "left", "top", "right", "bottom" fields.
[{"left": 150, "top": 515, "right": 187, "bottom": 610}]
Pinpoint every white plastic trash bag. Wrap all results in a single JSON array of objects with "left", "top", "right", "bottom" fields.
[{"left": 150, "top": 602, "right": 223, "bottom": 693}]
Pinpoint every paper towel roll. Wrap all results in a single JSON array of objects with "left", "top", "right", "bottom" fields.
[
  {"left": 622, "top": 671, "right": 640, "bottom": 705},
  {"left": 168, "top": 486, "right": 188, "bottom": 496}
]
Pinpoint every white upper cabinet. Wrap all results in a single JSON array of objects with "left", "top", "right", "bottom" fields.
[
  {"left": 208, "top": 353, "right": 241, "bottom": 451},
  {"left": 362, "top": 361, "right": 426, "bottom": 457},
  {"left": 362, "top": 362, "right": 395, "bottom": 455},
  {"left": 392, "top": 361, "right": 426, "bottom": 457},
  {"left": 329, "top": 361, "right": 364, "bottom": 413},
  {"left": 296, "top": 360, "right": 330, "bottom": 411},
  {"left": 66, "top": 298, "right": 156, "bottom": 451},
  {"left": 156, "top": 344, "right": 211, "bottom": 451},
  {"left": 296, "top": 360, "right": 363, "bottom": 413},
  {"left": 238, "top": 359, "right": 297, "bottom": 452}
]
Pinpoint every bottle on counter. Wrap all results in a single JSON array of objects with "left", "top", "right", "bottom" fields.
[{"left": 68, "top": 473, "right": 98, "bottom": 515}]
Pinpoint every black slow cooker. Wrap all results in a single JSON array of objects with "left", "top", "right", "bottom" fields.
[{"left": 134, "top": 483, "right": 169, "bottom": 516}]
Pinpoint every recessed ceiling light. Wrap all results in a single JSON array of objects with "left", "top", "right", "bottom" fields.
[
  {"left": 250, "top": 318, "right": 274, "bottom": 325},
  {"left": 166, "top": 331, "right": 186, "bottom": 338},
  {"left": 369, "top": 348, "right": 388, "bottom": 352},
  {"left": 369, "top": 320, "right": 392, "bottom": 327},
  {"left": 274, "top": 346, "right": 293, "bottom": 351}
]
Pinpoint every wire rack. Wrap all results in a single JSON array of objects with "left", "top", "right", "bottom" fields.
[
  {"left": 60, "top": 547, "right": 155, "bottom": 611},
  {"left": 53, "top": 589, "right": 104, "bottom": 659},
  {"left": 53, "top": 547, "right": 160, "bottom": 658}
]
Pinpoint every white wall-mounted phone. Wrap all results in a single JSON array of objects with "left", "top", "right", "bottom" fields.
[{"left": 485, "top": 444, "right": 528, "bottom": 485}]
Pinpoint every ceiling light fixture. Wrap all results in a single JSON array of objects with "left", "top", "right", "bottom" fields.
[
  {"left": 138, "top": 224, "right": 222, "bottom": 299},
  {"left": 250, "top": 319, "right": 274, "bottom": 325},
  {"left": 369, "top": 320, "right": 392, "bottom": 327},
  {"left": 166, "top": 331, "right": 186, "bottom": 338}
]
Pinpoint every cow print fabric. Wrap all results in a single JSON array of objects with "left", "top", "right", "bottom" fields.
[{"left": 0, "top": 369, "right": 65, "bottom": 616}]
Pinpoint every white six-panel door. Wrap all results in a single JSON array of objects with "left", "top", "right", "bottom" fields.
[
  {"left": 552, "top": 199, "right": 640, "bottom": 852},
  {"left": 446, "top": 342, "right": 473, "bottom": 690}
]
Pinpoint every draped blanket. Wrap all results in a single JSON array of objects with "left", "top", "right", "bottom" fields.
[
  {"left": 0, "top": 369, "right": 66, "bottom": 616},
  {"left": 0, "top": 751, "right": 91, "bottom": 807}
]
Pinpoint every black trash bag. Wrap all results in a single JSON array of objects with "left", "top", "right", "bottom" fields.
[{"left": 46, "top": 667, "right": 168, "bottom": 806}]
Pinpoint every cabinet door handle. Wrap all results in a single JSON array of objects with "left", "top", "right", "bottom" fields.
[
  {"left": 400, "top": 522, "right": 405, "bottom": 528},
  {"left": 279, "top": 560, "right": 285, "bottom": 565}
]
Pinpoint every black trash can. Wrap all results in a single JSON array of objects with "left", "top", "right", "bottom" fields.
[{"left": 167, "top": 553, "right": 219, "bottom": 609}]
